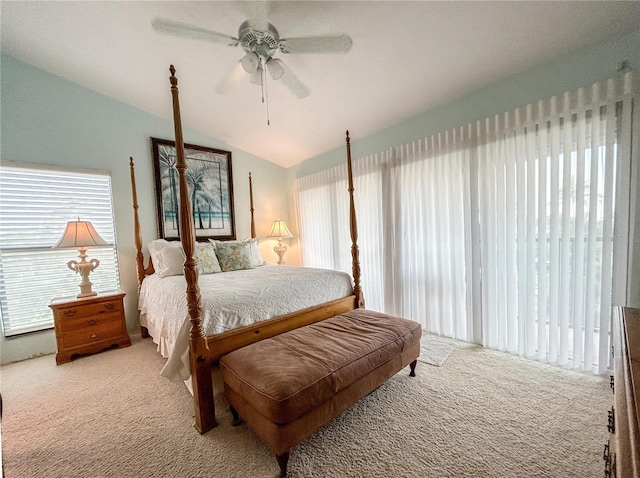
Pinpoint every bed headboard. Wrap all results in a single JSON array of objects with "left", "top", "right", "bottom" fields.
[
  {"left": 129, "top": 66, "right": 362, "bottom": 311},
  {"left": 128, "top": 162, "right": 257, "bottom": 290}
]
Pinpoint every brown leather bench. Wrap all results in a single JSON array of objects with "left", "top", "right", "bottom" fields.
[{"left": 219, "top": 308, "right": 422, "bottom": 476}]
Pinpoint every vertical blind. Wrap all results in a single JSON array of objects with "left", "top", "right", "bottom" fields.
[
  {"left": 0, "top": 163, "right": 120, "bottom": 336},
  {"left": 475, "top": 74, "right": 637, "bottom": 373},
  {"left": 295, "top": 72, "right": 638, "bottom": 374}
]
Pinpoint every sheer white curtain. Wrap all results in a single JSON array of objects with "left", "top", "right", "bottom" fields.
[
  {"left": 295, "top": 155, "right": 388, "bottom": 313},
  {"left": 294, "top": 72, "right": 638, "bottom": 374},
  {"left": 295, "top": 136, "right": 473, "bottom": 339},
  {"left": 389, "top": 131, "right": 472, "bottom": 339}
]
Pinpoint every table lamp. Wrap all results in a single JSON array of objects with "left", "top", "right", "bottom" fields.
[
  {"left": 54, "top": 220, "right": 108, "bottom": 298},
  {"left": 267, "top": 220, "right": 293, "bottom": 265}
]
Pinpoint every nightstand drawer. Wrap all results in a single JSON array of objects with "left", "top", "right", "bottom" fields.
[
  {"left": 55, "top": 299, "right": 123, "bottom": 326},
  {"left": 59, "top": 317, "right": 123, "bottom": 349}
]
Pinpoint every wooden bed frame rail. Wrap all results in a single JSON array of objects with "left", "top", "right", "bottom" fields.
[{"left": 129, "top": 65, "right": 362, "bottom": 433}]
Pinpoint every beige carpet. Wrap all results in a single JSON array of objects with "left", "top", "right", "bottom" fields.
[{"left": 1, "top": 335, "right": 610, "bottom": 478}]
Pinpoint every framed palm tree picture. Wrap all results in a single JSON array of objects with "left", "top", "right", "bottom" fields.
[{"left": 151, "top": 137, "right": 236, "bottom": 241}]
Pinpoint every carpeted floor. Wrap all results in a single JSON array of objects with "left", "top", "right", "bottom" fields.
[{"left": 0, "top": 334, "right": 610, "bottom": 478}]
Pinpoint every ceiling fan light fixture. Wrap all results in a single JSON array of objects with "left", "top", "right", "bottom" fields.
[
  {"left": 266, "top": 58, "right": 285, "bottom": 80},
  {"left": 240, "top": 52, "right": 260, "bottom": 73},
  {"left": 152, "top": 16, "right": 350, "bottom": 99},
  {"left": 250, "top": 65, "right": 263, "bottom": 85}
]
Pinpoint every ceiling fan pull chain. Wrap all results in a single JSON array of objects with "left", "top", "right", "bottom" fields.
[
  {"left": 261, "top": 60, "right": 266, "bottom": 103},
  {"left": 257, "top": 58, "right": 270, "bottom": 126},
  {"left": 265, "top": 69, "right": 271, "bottom": 126}
]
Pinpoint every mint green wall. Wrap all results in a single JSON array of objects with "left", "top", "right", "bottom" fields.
[
  {"left": 0, "top": 55, "right": 290, "bottom": 364},
  {"left": 292, "top": 29, "right": 640, "bottom": 179}
]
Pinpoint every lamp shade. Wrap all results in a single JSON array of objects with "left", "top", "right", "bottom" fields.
[
  {"left": 267, "top": 220, "right": 293, "bottom": 239},
  {"left": 54, "top": 221, "right": 108, "bottom": 249},
  {"left": 266, "top": 58, "right": 285, "bottom": 80},
  {"left": 241, "top": 52, "right": 260, "bottom": 74}
]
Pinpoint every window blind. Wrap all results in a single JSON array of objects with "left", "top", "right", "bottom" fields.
[
  {"left": 295, "top": 71, "right": 638, "bottom": 374},
  {"left": 0, "top": 164, "right": 120, "bottom": 336}
]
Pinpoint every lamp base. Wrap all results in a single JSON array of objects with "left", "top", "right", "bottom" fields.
[
  {"left": 273, "top": 240, "right": 288, "bottom": 265},
  {"left": 68, "top": 251, "right": 100, "bottom": 299},
  {"left": 77, "top": 287, "right": 97, "bottom": 299}
]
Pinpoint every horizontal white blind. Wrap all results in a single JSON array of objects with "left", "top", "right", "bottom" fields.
[{"left": 0, "top": 164, "right": 120, "bottom": 336}]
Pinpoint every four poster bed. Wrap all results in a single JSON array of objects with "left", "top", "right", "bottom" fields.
[
  {"left": 130, "top": 67, "right": 421, "bottom": 475},
  {"left": 129, "top": 65, "right": 365, "bottom": 434}
]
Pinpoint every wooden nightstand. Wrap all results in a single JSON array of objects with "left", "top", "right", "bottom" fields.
[{"left": 49, "top": 289, "right": 131, "bottom": 365}]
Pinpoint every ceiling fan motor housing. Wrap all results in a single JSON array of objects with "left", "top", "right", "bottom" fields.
[{"left": 238, "top": 20, "right": 279, "bottom": 60}]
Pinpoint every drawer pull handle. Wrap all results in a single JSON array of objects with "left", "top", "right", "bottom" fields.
[
  {"left": 604, "top": 452, "right": 615, "bottom": 477},
  {"left": 105, "top": 303, "right": 115, "bottom": 310},
  {"left": 87, "top": 319, "right": 97, "bottom": 326},
  {"left": 64, "top": 310, "right": 76, "bottom": 317},
  {"left": 607, "top": 407, "right": 615, "bottom": 434},
  {"left": 90, "top": 334, "right": 98, "bottom": 339}
]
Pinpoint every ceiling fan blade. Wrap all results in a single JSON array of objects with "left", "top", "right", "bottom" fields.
[
  {"left": 279, "top": 34, "right": 352, "bottom": 54},
  {"left": 215, "top": 62, "right": 246, "bottom": 94},
  {"left": 152, "top": 18, "right": 238, "bottom": 46},
  {"left": 280, "top": 62, "right": 310, "bottom": 99}
]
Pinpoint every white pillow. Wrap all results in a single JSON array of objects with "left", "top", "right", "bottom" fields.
[
  {"left": 244, "top": 237, "right": 265, "bottom": 267},
  {"left": 209, "top": 238, "right": 264, "bottom": 267},
  {"left": 154, "top": 241, "right": 185, "bottom": 278},
  {"left": 159, "top": 244, "right": 185, "bottom": 277},
  {"left": 147, "top": 239, "right": 169, "bottom": 271}
]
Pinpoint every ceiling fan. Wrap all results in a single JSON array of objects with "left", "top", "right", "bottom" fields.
[{"left": 152, "top": 17, "right": 353, "bottom": 99}]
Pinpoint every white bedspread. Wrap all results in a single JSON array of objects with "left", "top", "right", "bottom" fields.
[{"left": 138, "top": 264, "right": 353, "bottom": 381}]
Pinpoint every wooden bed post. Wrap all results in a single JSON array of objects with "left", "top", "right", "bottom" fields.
[
  {"left": 130, "top": 157, "right": 152, "bottom": 338},
  {"left": 249, "top": 172, "right": 256, "bottom": 239},
  {"left": 129, "top": 157, "right": 146, "bottom": 292},
  {"left": 169, "top": 65, "right": 217, "bottom": 433},
  {"left": 345, "top": 131, "right": 364, "bottom": 308}
]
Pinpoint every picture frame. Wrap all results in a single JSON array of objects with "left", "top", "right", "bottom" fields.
[{"left": 151, "top": 137, "right": 236, "bottom": 241}]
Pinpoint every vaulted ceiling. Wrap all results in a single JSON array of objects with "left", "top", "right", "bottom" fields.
[{"left": 2, "top": 1, "right": 639, "bottom": 167}]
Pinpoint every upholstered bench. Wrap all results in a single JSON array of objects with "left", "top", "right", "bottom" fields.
[{"left": 219, "top": 308, "right": 422, "bottom": 476}]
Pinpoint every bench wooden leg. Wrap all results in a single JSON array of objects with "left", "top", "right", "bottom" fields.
[
  {"left": 276, "top": 451, "right": 289, "bottom": 477},
  {"left": 409, "top": 359, "right": 417, "bottom": 377},
  {"left": 230, "top": 405, "right": 242, "bottom": 426}
]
